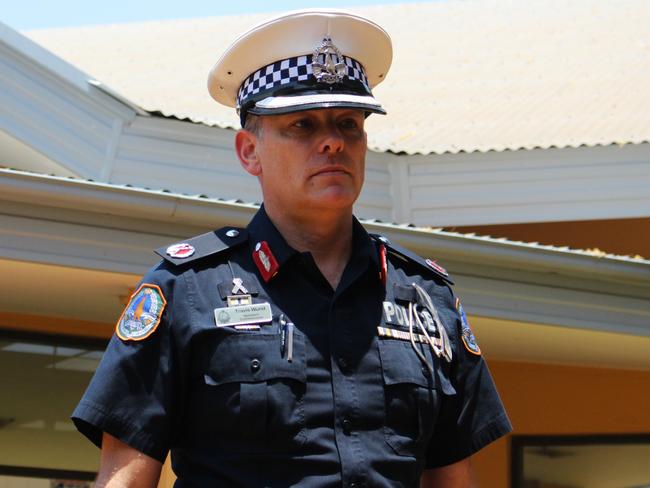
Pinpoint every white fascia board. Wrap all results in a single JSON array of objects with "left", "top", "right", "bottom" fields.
[
  {"left": 0, "top": 167, "right": 647, "bottom": 280},
  {"left": 369, "top": 221, "right": 650, "bottom": 290},
  {"left": 0, "top": 168, "right": 257, "bottom": 228},
  {"left": 88, "top": 79, "right": 148, "bottom": 116},
  {"left": 0, "top": 168, "right": 648, "bottom": 337},
  {"left": 383, "top": 143, "right": 650, "bottom": 226},
  {"left": 124, "top": 113, "right": 234, "bottom": 147},
  {"left": 1, "top": 22, "right": 144, "bottom": 116},
  {"left": 456, "top": 273, "right": 649, "bottom": 338},
  {"left": 1, "top": 22, "right": 149, "bottom": 180},
  {"left": 0, "top": 22, "right": 90, "bottom": 94}
]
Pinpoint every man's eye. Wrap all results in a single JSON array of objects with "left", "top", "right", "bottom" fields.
[
  {"left": 293, "top": 119, "right": 313, "bottom": 129},
  {"left": 340, "top": 118, "right": 360, "bottom": 129}
]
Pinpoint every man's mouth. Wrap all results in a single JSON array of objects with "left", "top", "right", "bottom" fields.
[{"left": 312, "top": 165, "right": 350, "bottom": 177}]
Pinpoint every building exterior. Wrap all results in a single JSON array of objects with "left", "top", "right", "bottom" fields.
[{"left": 1, "top": 2, "right": 649, "bottom": 486}]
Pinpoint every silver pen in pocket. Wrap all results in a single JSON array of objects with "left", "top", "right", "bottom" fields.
[{"left": 285, "top": 322, "right": 294, "bottom": 362}]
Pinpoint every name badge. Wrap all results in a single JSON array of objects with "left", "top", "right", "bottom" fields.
[{"left": 214, "top": 302, "right": 272, "bottom": 327}]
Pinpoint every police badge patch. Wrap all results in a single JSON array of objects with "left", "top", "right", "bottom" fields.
[
  {"left": 456, "top": 298, "right": 481, "bottom": 356},
  {"left": 166, "top": 243, "right": 195, "bottom": 259},
  {"left": 116, "top": 284, "right": 167, "bottom": 341}
]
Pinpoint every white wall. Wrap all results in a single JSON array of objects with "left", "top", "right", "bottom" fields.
[
  {"left": 4, "top": 26, "right": 649, "bottom": 229},
  {"left": 385, "top": 143, "right": 650, "bottom": 226}
]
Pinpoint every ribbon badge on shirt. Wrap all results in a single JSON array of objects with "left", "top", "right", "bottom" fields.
[{"left": 116, "top": 284, "right": 167, "bottom": 341}]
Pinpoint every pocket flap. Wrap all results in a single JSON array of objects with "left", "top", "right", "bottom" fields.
[
  {"left": 207, "top": 332, "right": 306, "bottom": 385},
  {"left": 378, "top": 339, "right": 436, "bottom": 388}
]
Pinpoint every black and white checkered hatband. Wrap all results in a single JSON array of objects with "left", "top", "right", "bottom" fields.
[
  {"left": 236, "top": 53, "right": 382, "bottom": 123},
  {"left": 238, "top": 54, "right": 369, "bottom": 106}
]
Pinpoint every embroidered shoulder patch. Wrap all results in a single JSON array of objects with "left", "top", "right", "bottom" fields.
[
  {"left": 116, "top": 284, "right": 167, "bottom": 341},
  {"left": 456, "top": 298, "right": 481, "bottom": 356}
]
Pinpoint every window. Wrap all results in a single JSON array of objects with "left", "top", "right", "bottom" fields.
[
  {"left": 0, "top": 466, "right": 94, "bottom": 487},
  {"left": 0, "top": 331, "right": 107, "bottom": 484},
  {"left": 512, "top": 434, "right": 650, "bottom": 488}
]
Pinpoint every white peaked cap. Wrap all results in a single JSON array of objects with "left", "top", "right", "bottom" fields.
[{"left": 207, "top": 9, "right": 393, "bottom": 124}]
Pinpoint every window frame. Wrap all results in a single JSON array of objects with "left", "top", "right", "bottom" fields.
[
  {"left": 0, "top": 464, "right": 96, "bottom": 482},
  {"left": 0, "top": 328, "right": 108, "bottom": 350},
  {"left": 0, "top": 328, "right": 109, "bottom": 482},
  {"left": 511, "top": 433, "right": 650, "bottom": 488}
]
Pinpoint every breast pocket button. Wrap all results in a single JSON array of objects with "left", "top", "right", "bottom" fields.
[
  {"left": 337, "top": 357, "right": 349, "bottom": 373},
  {"left": 250, "top": 358, "right": 261, "bottom": 372},
  {"left": 342, "top": 418, "right": 352, "bottom": 435}
]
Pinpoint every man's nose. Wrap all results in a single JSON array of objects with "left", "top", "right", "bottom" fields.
[{"left": 319, "top": 125, "right": 345, "bottom": 153}]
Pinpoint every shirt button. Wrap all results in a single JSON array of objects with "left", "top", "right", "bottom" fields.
[
  {"left": 421, "top": 365, "right": 431, "bottom": 376},
  {"left": 250, "top": 358, "right": 261, "bottom": 372},
  {"left": 342, "top": 418, "right": 352, "bottom": 435},
  {"left": 337, "top": 357, "right": 348, "bottom": 372}
]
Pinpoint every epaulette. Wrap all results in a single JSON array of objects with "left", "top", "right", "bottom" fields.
[
  {"left": 155, "top": 227, "right": 248, "bottom": 266},
  {"left": 370, "top": 233, "right": 454, "bottom": 285}
]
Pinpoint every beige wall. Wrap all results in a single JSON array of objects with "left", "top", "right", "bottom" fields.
[{"left": 472, "top": 360, "right": 650, "bottom": 487}]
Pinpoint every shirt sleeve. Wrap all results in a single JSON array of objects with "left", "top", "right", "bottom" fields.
[
  {"left": 425, "top": 287, "right": 512, "bottom": 468},
  {"left": 71, "top": 262, "right": 183, "bottom": 463}
]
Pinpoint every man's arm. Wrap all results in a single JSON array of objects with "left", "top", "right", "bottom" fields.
[
  {"left": 94, "top": 432, "right": 162, "bottom": 488},
  {"left": 420, "top": 457, "right": 478, "bottom": 488}
]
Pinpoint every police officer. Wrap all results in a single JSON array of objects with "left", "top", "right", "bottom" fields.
[{"left": 73, "top": 9, "right": 511, "bottom": 487}]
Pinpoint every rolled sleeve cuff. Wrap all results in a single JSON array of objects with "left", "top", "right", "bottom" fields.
[
  {"left": 71, "top": 400, "right": 169, "bottom": 463},
  {"left": 425, "top": 412, "right": 513, "bottom": 468}
]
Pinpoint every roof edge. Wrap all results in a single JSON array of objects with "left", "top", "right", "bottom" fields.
[
  {"left": 1, "top": 167, "right": 648, "bottom": 290},
  {"left": 2, "top": 22, "right": 146, "bottom": 116},
  {"left": 2, "top": 21, "right": 90, "bottom": 93},
  {"left": 366, "top": 220, "right": 650, "bottom": 288},
  {"left": 147, "top": 112, "right": 650, "bottom": 156}
]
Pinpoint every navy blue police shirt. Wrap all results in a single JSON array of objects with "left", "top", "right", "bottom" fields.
[{"left": 72, "top": 206, "right": 511, "bottom": 487}]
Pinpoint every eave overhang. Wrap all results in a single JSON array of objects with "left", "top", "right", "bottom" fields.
[{"left": 1, "top": 167, "right": 648, "bottom": 340}]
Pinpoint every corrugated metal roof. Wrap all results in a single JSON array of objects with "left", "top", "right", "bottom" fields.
[
  {"left": 2, "top": 166, "right": 648, "bottom": 266},
  {"left": 23, "top": 0, "right": 650, "bottom": 155}
]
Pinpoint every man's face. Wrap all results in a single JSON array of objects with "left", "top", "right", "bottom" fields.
[{"left": 241, "top": 108, "right": 368, "bottom": 214}]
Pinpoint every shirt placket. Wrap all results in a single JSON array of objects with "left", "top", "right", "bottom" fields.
[{"left": 329, "top": 301, "right": 367, "bottom": 488}]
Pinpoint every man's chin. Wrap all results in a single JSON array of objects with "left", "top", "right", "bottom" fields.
[{"left": 307, "top": 191, "right": 359, "bottom": 212}]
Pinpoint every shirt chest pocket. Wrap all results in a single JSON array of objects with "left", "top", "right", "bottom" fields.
[
  {"left": 378, "top": 339, "right": 447, "bottom": 458},
  {"left": 200, "top": 331, "right": 308, "bottom": 454}
]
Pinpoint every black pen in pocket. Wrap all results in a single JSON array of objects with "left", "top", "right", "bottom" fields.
[
  {"left": 278, "top": 313, "right": 294, "bottom": 362},
  {"left": 279, "top": 313, "right": 287, "bottom": 358}
]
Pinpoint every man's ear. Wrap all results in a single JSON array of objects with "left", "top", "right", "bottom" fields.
[{"left": 235, "top": 130, "right": 262, "bottom": 176}]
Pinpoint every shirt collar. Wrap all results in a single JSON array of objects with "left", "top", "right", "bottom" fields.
[
  {"left": 247, "top": 205, "right": 299, "bottom": 271},
  {"left": 351, "top": 215, "right": 379, "bottom": 270},
  {"left": 246, "top": 205, "right": 380, "bottom": 281},
  {"left": 341, "top": 216, "right": 381, "bottom": 290}
]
